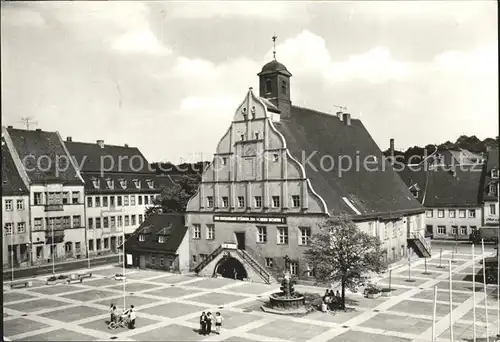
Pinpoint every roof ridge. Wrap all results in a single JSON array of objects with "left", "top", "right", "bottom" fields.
[
  {"left": 66, "top": 140, "right": 137, "bottom": 149},
  {"left": 291, "top": 105, "right": 359, "bottom": 121}
]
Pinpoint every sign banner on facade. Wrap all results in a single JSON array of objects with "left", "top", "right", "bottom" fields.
[
  {"left": 126, "top": 254, "right": 133, "bottom": 266},
  {"left": 213, "top": 215, "right": 286, "bottom": 224}
]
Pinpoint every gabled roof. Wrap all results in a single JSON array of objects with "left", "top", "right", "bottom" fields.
[
  {"left": 124, "top": 214, "right": 187, "bottom": 254},
  {"left": 1, "top": 142, "right": 29, "bottom": 196},
  {"left": 6, "top": 128, "right": 83, "bottom": 185},
  {"left": 65, "top": 141, "right": 151, "bottom": 174},
  {"left": 274, "top": 106, "right": 423, "bottom": 218},
  {"left": 397, "top": 164, "right": 483, "bottom": 207}
]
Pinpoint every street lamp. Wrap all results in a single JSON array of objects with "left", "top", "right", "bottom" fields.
[
  {"left": 51, "top": 221, "right": 55, "bottom": 274},
  {"left": 6, "top": 224, "right": 14, "bottom": 281}
]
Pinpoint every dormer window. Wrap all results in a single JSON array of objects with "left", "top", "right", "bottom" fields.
[
  {"left": 254, "top": 132, "right": 260, "bottom": 139},
  {"left": 412, "top": 190, "right": 419, "bottom": 198},
  {"left": 492, "top": 169, "right": 499, "bottom": 179},
  {"left": 92, "top": 178, "right": 100, "bottom": 189},
  {"left": 106, "top": 178, "right": 114, "bottom": 189},
  {"left": 119, "top": 179, "right": 127, "bottom": 189},
  {"left": 489, "top": 184, "right": 498, "bottom": 196},
  {"left": 138, "top": 234, "right": 145, "bottom": 242},
  {"left": 146, "top": 179, "right": 154, "bottom": 189},
  {"left": 158, "top": 236, "right": 165, "bottom": 243},
  {"left": 133, "top": 179, "right": 140, "bottom": 189},
  {"left": 265, "top": 79, "right": 272, "bottom": 94}
]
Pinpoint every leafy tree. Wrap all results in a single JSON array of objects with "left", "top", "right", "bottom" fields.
[
  {"left": 146, "top": 174, "right": 201, "bottom": 215},
  {"left": 304, "top": 214, "right": 386, "bottom": 310}
]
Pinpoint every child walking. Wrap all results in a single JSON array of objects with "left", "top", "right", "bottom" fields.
[{"left": 214, "top": 312, "right": 224, "bottom": 334}]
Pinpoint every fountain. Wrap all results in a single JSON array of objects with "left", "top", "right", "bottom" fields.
[{"left": 261, "top": 255, "right": 306, "bottom": 315}]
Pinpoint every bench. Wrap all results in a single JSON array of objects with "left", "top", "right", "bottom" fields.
[
  {"left": 78, "top": 273, "right": 92, "bottom": 279},
  {"left": 67, "top": 274, "right": 83, "bottom": 284},
  {"left": 10, "top": 280, "right": 33, "bottom": 289}
]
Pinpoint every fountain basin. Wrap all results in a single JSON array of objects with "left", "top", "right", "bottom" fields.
[{"left": 261, "top": 292, "right": 307, "bottom": 315}]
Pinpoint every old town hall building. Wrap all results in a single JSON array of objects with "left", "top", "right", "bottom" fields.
[{"left": 186, "top": 58, "right": 429, "bottom": 283}]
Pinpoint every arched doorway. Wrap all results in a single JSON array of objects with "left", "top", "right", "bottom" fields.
[{"left": 215, "top": 254, "right": 248, "bottom": 280}]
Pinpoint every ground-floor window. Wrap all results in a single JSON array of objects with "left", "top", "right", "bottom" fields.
[
  {"left": 36, "top": 246, "right": 43, "bottom": 259},
  {"left": 460, "top": 226, "right": 467, "bottom": 235},
  {"left": 96, "top": 239, "right": 101, "bottom": 250},
  {"left": 160, "top": 256, "right": 164, "bottom": 266},
  {"left": 75, "top": 242, "right": 81, "bottom": 253},
  {"left": 104, "top": 238, "right": 109, "bottom": 249},
  {"left": 437, "top": 226, "right": 446, "bottom": 235},
  {"left": 451, "top": 226, "right": 458, "bottom": 235},
  {"left": 89, "top": 239, "right": 94, "bottom": 251},
  {"left": 265, "top": 257, "right": 273, "bottom": 267},
  {"left": 290, "top": 261, "right": 298, "bottom": 276},
  {"left": 151, "top": 255, "right": 156, "bottom": 265}
]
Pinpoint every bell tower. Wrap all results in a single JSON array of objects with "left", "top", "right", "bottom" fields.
[{"left": 257, "top": 35, "right": 292, "bottom": 119}]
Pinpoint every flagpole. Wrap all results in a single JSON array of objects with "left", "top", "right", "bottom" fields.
[
  {"left": 432, "top": 285, "right": 437, "bottom": 342},
  {"left": 122, "top": 231, "right": 126, "bottom": 310},
  {"left": 482, "top": 239, "right": 489, "bottom": 342},
  {"left": 52, "top": 223, "right": 55, "bottom": 274},
  {"left": 10, "top": 228, "right": 14, "bottom": 281},
  {"left": 472, "top": 244, "right": 476, "bottom": 341},
  {"left": 449, "top": 260, "right": 454, "bottom": 342}
]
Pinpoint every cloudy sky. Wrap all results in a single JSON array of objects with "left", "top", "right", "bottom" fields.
[{"left": 1, "top": 1, "right": 497, "bottom": 163}]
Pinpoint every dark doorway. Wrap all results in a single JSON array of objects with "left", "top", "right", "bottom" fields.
[
  {"left": 235, "top": 232, "right": 245, "bottom": 250},
  {"left": 216, "top": 256, "right": 248, "bottom": 280}
]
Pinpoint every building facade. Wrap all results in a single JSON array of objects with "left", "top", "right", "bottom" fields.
[
  {"left": 398, "top": 161, "right": 484, "bottom": 240},
  {"left": 2, "top": 126, "right": 87, "bottom": 265},
  {"left": 2, "top": 142, "right": 31, "bottom": 268},
  {"left": 65, "top": 138, "right": 163, "bottom": 257},
  {"left": 123, "top": 213, "right": 189, "bottom": 273},
  {"left": 186, "top": 59, "right": 427, "bottom": 283},
  {"left": 481, "top": 148, "right": 499, "bottom": 230}
]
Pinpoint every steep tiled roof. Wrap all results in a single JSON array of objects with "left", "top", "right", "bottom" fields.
[
  {"left": 481, "top": 147, "right": 499, "bottom": 201},
  {"left": 274, "top": 106, "right": 423, "bottom": 218},
  {"left": 1, "top": 142, "right": 29, "bottom": 195},
  {"left": 65, "top": 141, "right": 151, "bottom": 173},
  {"left": 7, "top": 128, "right": 83, "bottom": 185},
  {"left": 397, "top": 165, "right": 483, "bottom": 207},
  {"left": 124, "top": 214, "right": 187, "bottom": 254}
]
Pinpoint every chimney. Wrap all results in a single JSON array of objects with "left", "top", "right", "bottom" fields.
[
  {"left": 96, "top": 140, "right": 104, "bottom": 148},
  {"left": 342, "top": 113, "right": 351, "bottom": 126},
  {"left": 336, "top": 112, "right": 343, "bottom": 120},
  {"left": 7, "top": 125, "right": 13, "bottom": 129},
  {"left": 66, "top": 137, "right": 72, "bottom": 142},
  {"left": 124, "top": 144, "right": 129, "bottom": 148},
  {"left": 390, "top": 138, "right": 395, "bottom": 159},
  {"left": 35, "top": 129, "right": 42, "bottom": 132}
]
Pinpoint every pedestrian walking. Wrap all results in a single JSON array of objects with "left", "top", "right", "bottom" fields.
[
  {"left": 214, "top": 312, "right": 224, "bottom": 334},
  {"left": 124, "top": 305, "right": 136, "bottom": 329},
  {"left": 205, "top": 312, "right": 213, "bottom": 335},
  {"left": 199, "top": 312, "right": 207, "bottom": 335},
  {"left": 109, "top": 303, "right": 114, "bottom": 323}
]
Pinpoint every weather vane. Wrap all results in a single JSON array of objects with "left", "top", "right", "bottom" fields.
[{"left": 272, "top": 34, "right": 278, "bottom": 60}]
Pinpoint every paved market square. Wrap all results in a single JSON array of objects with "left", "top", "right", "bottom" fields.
[{"left": 3, "top": 250, "right": 499, "bottom": 342}]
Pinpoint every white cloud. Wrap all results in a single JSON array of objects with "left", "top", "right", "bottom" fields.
[
  {"left": 180, "top": 96, "right": 239, "bottom": 111},
  {"left": 273, "top": 30, "right": 414, "bottom": 84},
  {"left": 433, "top": 41, "right": 498, "bottom": 74},
  {"left": 112, "top": 28, "right": 172, "bottom": 56},
  {"left": 168, "top": 1, "right": 307, "bottom": 20}
]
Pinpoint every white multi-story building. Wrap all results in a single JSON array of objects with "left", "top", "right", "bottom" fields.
[
  {"left": 481, "top": 148, "right": 499, "bottom": 230},
  {"left": 2, "top": 141, "right": 31, "bottom": 268},
  {"left": 2, "top": 126, "right": 87, "bottom": 265},
  {"left": 65, "top": 138, "right": 163, "bottom": 255}
]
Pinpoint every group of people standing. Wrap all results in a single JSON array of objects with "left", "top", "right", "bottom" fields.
[
  {"left": 199, "top": 312, "right": 224, "bottom": 335},
  {"left": 108, "top": 303, "right": 137, "bottom": 329}
]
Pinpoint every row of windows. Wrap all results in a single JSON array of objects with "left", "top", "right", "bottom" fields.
[
  {"left": 88, "top": 214, "right": 143, "bottom": 229},
  {"left": 88, "top": 236, "right": 122, "bottom": 251},
  {"left": 4, "top": 199, "right": 25, "bottom": 211},
  {"left": 92, "top": 178, "right": 155, "bottom": 190},
  {"left": 87, "top": 194, "right": 156, "bottom": 208},
  {"left": 33, "top": 216, "right": 82, "bottom": 231},
  {"left": 431, "top": 225, "right": 476, "bottom": 235},
  {"left": 191, "top": 224, "right": 311, "bottom": 245},
  {"left": 4, "top": 222, "right": 26, "bottom": 234},
  {"left": 33, "top": 192, "right": 81, "bottom": 206},
  {"left": 426, "top": 209, "right": 477, "bottom": 219},
  {"left": 205, "top": 195, "right": 301, "bottom": 209}
]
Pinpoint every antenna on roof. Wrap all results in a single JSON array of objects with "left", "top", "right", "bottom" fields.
[
  {"left": 272, "top": 34, "right": 278, "bottom": 60},
  {"left": 19, "top": 117, "right": 37, "bottom": 130},
  {"left": 333, "top": 105, "right": 347, "bottom": 113}
]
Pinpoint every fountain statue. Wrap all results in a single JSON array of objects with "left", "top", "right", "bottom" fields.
[{"left": 261, "top": 255, "right": 306, "bottom": 314}]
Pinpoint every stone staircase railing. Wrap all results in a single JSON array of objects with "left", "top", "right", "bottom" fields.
[
  {"left": 236, "top": 248, "right": 273, "bottom": 284},
  {"left": 194, "top": 245, "right": 224, "bottom": 274}
]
